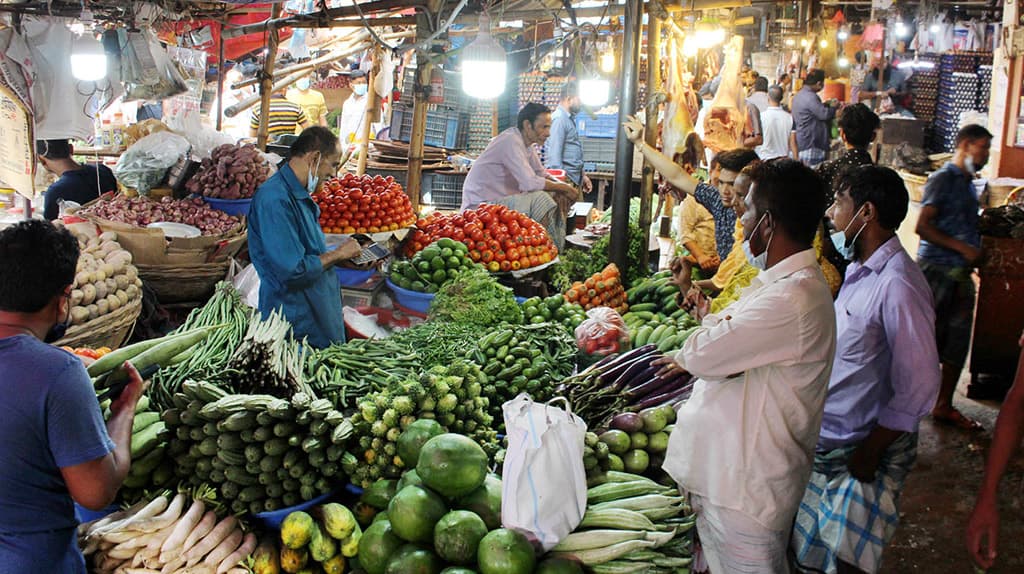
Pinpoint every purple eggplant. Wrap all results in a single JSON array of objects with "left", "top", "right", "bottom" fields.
[
  {"left": 609, "top": 353, "right": 660, "bottom": 390},
  {"left": 598, "top": 349, "right": 659, "bottom": 387},
  {"left": 633, "top": 383, "right": 695, "bottom": 410},
  {"left": 581, "top": 351, "right": 622, "bottom": 376},
  {"left": 620, "top": 365, "right": 660, "bottom": 392},
  {"left": 609, "top": 412, "right": 644, "bottom": 433}
]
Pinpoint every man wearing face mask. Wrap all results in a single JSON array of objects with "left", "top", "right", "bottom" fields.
[
  {"left": 544, "top": 81, "right": 592, "bottom": 195},
  {"left": 339, "top": 70, "right": 369, "bottom": 147},
  {"left": 0, "top": 220, "right": 146, "bottom": 572},
  {"left": 248, "top": 127, "right": 360, "bottom": 349},
  {"left": 792, "top": 166, "right": 940, "bottom": 574},
  {"left": 287, "top": 74, "right": 329, "bottom": 129},
  {"left": 916, "top": 124, "right": 991, "bottom": 430},
  {"left": 651, "top": 159, "right": 836, "bottom": 573}
]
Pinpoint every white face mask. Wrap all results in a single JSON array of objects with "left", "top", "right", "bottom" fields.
[
  {"left": 306, "top": 154, "right": 321, "bottom": 194},
  {"left": 742, "top": 212, "right": 773, "bottom": 271},
  {"left": 829, "top": 205, "right": 867, "bottom": 261},
  {"left": 296, "top": 78, "right": 311, "bottom": 90},
  {"left": 964, "top": 156, "right": 976, "bottom": 175}
]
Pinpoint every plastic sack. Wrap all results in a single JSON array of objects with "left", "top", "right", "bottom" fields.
[
  {"left": 114, "top": 131, "right": 190, "bottom": 194},
  {"left": 575, "top": 307, "right": 630, "bottom": 356},
  {"left": 182, "top": 126, "right": 237, "bottom": 160},
  {"left": 121, "top": 29, "right": 188, "bottom": 102},
  {"left": 501, "top": 394, "right": 587, "bottom": 552},
  {"left": 229, "top": 259, "right": 260, "bottom": 309}
]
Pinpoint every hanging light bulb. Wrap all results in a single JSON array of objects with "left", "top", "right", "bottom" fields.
[
  {"left": 895, "top": 21, "right": 908, "bottom": 38},
  {"left": 785, "top": 38, "right": 796, "bottom": 47},
  {"left": 600, "top": 50, "right": 616, "bottom": 73},
  {"left": 838, "top": 56, "right": 850, "bottom": 68},
  {"left": 683, "top": 35, "right": 699, "bottom": 57},
  {"left": 70, "top": 32, "right": 107, "bottom": 81},
  {"left": 579, "top": 77, "right": 609, "bottom": 107},
  {"left": 930, "top": 23, "right": 941, "bottom": 33},
  {"left": 462, "top": 12, "right": 506, "bottom": 99},
  {"left": 820, "top": 39, "right": 828, "bottom": 48},
  {"left": 800, "top": 38, "right": 809, "bottom": 47},
  {"left": 838, "top": 27, "right": 849, "bottom": 41}
]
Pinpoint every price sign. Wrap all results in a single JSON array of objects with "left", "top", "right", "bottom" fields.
[{"left": 0, "top": 82, "right": 34, "bottom": 199}]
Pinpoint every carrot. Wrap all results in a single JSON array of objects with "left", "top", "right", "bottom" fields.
[
  {"left": 216, "top": 532, "right": 257, "bottom": 574},
  {"left": 202, "top": 528, "right": 243, "bottom": 568}
]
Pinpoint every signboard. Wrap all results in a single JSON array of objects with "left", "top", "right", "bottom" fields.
[{"left": 0, "top": 82, "right": 34, "bottom": 199}]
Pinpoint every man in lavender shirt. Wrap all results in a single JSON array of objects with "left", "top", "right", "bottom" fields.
[
  {"left": 792, "top": 166, "right": 941, "bottom": 574},
  {"left": 462, "top": 103, "right": 579, "bottom": 249}
]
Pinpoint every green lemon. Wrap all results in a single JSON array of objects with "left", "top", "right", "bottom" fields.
[{"left": 430, "top": 256, "right": 446, "bottom": 271}]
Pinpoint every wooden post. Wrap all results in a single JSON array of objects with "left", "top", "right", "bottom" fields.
[
  {"left": 256, "top": 3, "right": 283, "bottom": 150},
  {"left": 216, "top": 23, "right": 225, "bottom": 132},
  {"left": 356, "top": 48, "right": 382, "bottom": 176},
  {"left": 406, "top": 62, "right": 431, "bottom": 214},
  {"left": 639, "top": 11, "right": 662, "bottom": 271}
]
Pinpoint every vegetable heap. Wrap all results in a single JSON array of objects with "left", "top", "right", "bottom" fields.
[
  {"left": 65, "top": 229, "right": 142, "bottom": 326},
  {"left": 565, "top": 263, "right": 629, "bottom": 314},
  {"left": 313, "top": 173, "right": 416, "bottom": 235},
  {"left": 521, "top": 293, "right": 587, "bottom": 332},
  {"left": 596, "top": 405, "right": 679, "bottom": 482},
  {"left": 79, "top": 492, "right": 255, "bottom": 574},
  {"left": 261, "top": 503, "right": 362, "bottom": 574},
  {"left": 164, "top": 381, "right": 353, "bottom": 516},
  {"left": 428, "top": 268, "right": 523, "bottom": 327},
  {"left": 306, "top": 338, "right": 420, "bottom": 409},
  {"left": 187, "top": 143, "right": 270, "bottom": 199},
  {"left": 102, "top": 394, "right": 176, "bottom": 504},
  {"left": 389, "top": 238, "right": 482, "bottom": 293},
  {"left": 82, "top": 195, "right": 240, "bottom": 235},
  {"left": 625, "top": 270, "right": 686, "bottom": 316},
  {"left": 406, "top": 203, "right": 558, "bottom": 272},
  {"left": 227, "top": 309, "right": 311, "bottom": 398},
  {"left": 344, "top": 362, "right": 497, "bottom": 488}
]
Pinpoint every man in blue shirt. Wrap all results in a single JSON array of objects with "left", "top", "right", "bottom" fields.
[
  {"left": 916, "top": 124, "right": 991, "bottom": 430},
  {"left": 544, "top": 81, "right": 591, "bottom": 194},
  {"left": 0, "top": 220, "right": 145, "bottom": 573},
  {"left": 37, "top": 139, "right": 118, "bottom": 220},
  {"left": 792, "top": 166, "right": 940, "bottom": 574},
  {"left": 249, "top": 127, "right": 360, "bottom": 348},
  {"left": 792, "top": 69, "right": 839, "bottom": 167}
]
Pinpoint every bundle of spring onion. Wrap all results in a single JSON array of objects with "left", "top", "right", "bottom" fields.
[
  {"left": 78, "top": 491, "right": 255, "bottom": 574},
  {"left": 149, "top": 283, "right": 253, "bottom": 410},
  {"left": 306, "top": 338, "right": 420, "bottom": 409},
  {"left": 227, "top": 309, "right": 311, "bottom": 398}
]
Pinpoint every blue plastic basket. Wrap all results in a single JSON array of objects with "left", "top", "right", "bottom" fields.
[
  {"left": 385, "top": 277, "right": 435, "bottom": 314},
  {"left": 336, "top": 267, "right": 376, "bottom": 287},
  {"left": 576, "top": 114, "right": 619, "bottom": 138},
  {"left": 202, "top": 197, "right": 253, "bottom": 216},
  {"left": 251, "top": 490, "right": 335, "bottom": 530}
]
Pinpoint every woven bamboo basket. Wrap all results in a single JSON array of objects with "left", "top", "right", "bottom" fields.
[
  {"left": 898, "top": 171, "right": 928, "bottom": 203},
  {"left": 55, "top": 296, "right": 142, "bottom": 350},
  {"left": 137, "top": 261, "right": 232, "bottom": 304}
]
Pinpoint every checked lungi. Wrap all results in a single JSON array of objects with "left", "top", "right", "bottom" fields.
[
  {"left": 798, "top": 148, "right": 827, "bottom": 168},
  {"left": 791, "top": 433, "right": 918, "bottom": 574}
]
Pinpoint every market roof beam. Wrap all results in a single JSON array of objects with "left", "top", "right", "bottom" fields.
[{"left": 221, "top": 0, "right": 415, "bottom": 39}]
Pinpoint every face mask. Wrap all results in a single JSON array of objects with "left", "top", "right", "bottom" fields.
[
  {"left": 296, "top": 78, "right": 311, "bottom": 90},
  {"left": 44, "top": 295, "right": 70, "bottom": 344},
  {"left": 353, "top": 84, "right": 367, "bottom": 96},
  {"left": 742, "top": 212, "right": 773, "bottom": 271},
  {"left": 964, "top": 156, "right": 976, "bottom": 175},
  {"left": 830, "top": 206, "right": 867, "bottom": 261},
  {"left": 307, "top": 154, "right": 321, "bottom": 194},
  {"left": 569, "top": 103, "right": 581, "bottom": 115}
]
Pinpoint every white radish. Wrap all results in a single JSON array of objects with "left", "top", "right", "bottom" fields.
[
  {"left": 202, "top": 528, "right": 242, "bottom": 568},
  {"left": 119, "top": 569, "right": 160, "bottom": 574},
  {"left": 178, "top": 509, "right": 217, "bottom": 557},
  {"left": 216, "top": 532, "right": 256, "bottom": 574},
  {"left": 160, "top": 499, "right": 204, "bottom": 555},
  {"left": 132, "top": 493, "right": 186, "bottom": 533},
  {"left": 184, "top": 516, "right": 237, "bottom": 567},
  {"left": 91, "top": 495, "right": 168, "bottom": 538},
  {"left": 158, "top": 556, "right": 185, "bottom": 574}
]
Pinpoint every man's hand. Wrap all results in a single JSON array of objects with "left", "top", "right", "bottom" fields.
[
  {"left": 582, "top": 174, "right": 593, "bottom": 194},
  {"left": 696, "top": 253, "right": 720, "bottom": 272},
  {"left": 109, "top": 362, "right": 146, "bottom": 416},
  {"left": 330, "top": 238, "right": 363, "bottom": 265},
  {"left": 967, "top": 494, "right": 999, "bottom": 569},
  {"left": 847, "top": 444, "right": 881, "bottom": 483},
  {"left": 659, "top": 179, "right": 684, "bottom": 203},
  {"left": 652, "top": 355, "right": 684, "bottom": 378},
  {"left": 669, "top": 257, "right": 693, "bottom": 295},
  {"left": 622, "top": 115, "right": 645, "bottom": 144},
  {"left": 682, "top": 287, "right": 711, "bottom": 321},
  {"left": 961, "top": 245, "right": 985, "bottom": 267}
]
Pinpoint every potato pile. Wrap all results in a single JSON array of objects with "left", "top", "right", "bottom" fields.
[
  {"left": 187, "top": 143, "right": 270, "bottom": 200},
  {"left": 69, "top": 230, "right": 143, "bottom": 326}
]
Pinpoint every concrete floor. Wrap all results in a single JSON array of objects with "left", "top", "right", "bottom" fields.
[{"left": 883, "top": 375, "right": 1024, "bottom": 573}]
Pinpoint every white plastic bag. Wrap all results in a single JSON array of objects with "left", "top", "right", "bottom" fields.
[
  {"left": 114, "top": 131, "right": 191, "bottom": 194},
  {"left": 230, "top": 260, "right": 260, "bottom": 309},
  {"left": 501, "top": 394, "right": 588, "bottom": 552}
]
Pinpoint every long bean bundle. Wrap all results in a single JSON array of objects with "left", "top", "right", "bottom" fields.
[
  {"left": 306, "top": 338, "right": 420, "bottom": 409},
  {"left": 227, "top": 309, "right": 311, "bottom": 398},
  {"left": 149, "top": 283, "right": 253, "bottom": 410}
]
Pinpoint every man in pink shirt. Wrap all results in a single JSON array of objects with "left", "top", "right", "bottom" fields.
[{"left": 462, "top": 103, "right": 579, "bottom": 249}]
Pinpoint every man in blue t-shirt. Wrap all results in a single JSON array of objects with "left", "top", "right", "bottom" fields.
[
  {"left": 0, "top": 221, "right": 144, "bottom": 573},
  {"left": 37, "top": 139, "right": 118, "bottom": 220},
  {"left": 916, "top": 124, "right": 991, "bottom": 431}
]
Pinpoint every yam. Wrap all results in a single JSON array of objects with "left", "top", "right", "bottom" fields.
[
  {"left": 96, "top": 298, "right": 109, "bottom": 315},
  {"left": 107, "top": 294, "right": 121, "bottom": 312},
  {"left": 81, "top": 284, "right": 97, "bottom": 306}
]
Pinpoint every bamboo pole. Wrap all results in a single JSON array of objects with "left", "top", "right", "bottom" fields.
[
  {"left": 356, "top": 48, "right": 382, "bottom": 176},
  {"left": 256, "top": 4, "right": 283, "bottom": 150},
  {"left": 639, "top": 12, "right": 662, "bottom": 271},
  {"left": 406, "top": 62, "right": 431, "bottom": 214},
  {"left": 216, "top": 23, "right": 225, "bottom": 132},
  {"left": 230, "top": 31, "right": 373, "bottom": 90},
  {"left": 221, "top": 0, "right": 412, "bottom": 39}
]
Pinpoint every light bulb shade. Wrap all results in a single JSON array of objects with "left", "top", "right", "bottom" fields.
[
  {"left": 579, "top": 79, "right": 609, "bottom": 107},
  {"left": 838, "top": 57, "right": 850, "bottom": 68},
  {"left": 71, "top": 34, "right": 107, "bottom": 81},
  {"left": 462, "top": 13, "right": 507, "bottom": 99}
]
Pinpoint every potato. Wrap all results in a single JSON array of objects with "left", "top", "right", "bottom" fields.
[
  {"left": 75, "top": 271, "right": 91, "bottom": 287},
  {"left": 80, "top": 284, "right": 97, "bottom": 306},
  {"left": 98, "top": 231, "right": 118, "bottom": 243},
  {"left": 94, "top": 268, "right": 107, "bottom": 282},
  {"left": 70, "top": 289, "right": 84, "bottom": 307},
  {"left": 70, "top": 306, "right": 90, "bottom": 325},
  {"left": 115, "top": 289, "right": 129, "bottom": 307},
  {"left": 134, "top": 278, "right": 142, "bottom": 288},
  {"left": 115, "top": 274, "right": 130, "bottom": 290},
  {"left": 125, "top": 284, "right": 140, "bottom": 300},
  {"left": 106, "top": 294, "right": 121, "bottom": 311},
  {"left": 99, "top": 263, "right": 115, "bottom": 278},
  {"left": 96, "top": 298, "right": 109, "bottom": 315},
  {"left": 98, "top": 241, "right": 119, "bottom": 256},
  {"left": 94, "top": 280, "right": 108, "bottom": 300},
  {"left": 86, "top": 304, "right": 99, "bottom": 321},
  {"left": 105, "top": 278, "right": 117, "bottom": 293},
  {"left": 125, "top": 266, "right": 138, "bottom": 281}
]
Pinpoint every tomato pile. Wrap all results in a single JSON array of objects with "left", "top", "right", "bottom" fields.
[
  {"left": 313, "top": 174, "right": 417, "bottom": 235},
  {"left": 564, "top": 263, "right": 629, "bottom": 314},
  {"left": 405, "top": 204, "right": 558, "bottom": 273}
]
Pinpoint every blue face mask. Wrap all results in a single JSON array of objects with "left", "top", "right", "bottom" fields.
[
  {"left": 742, "top": 212, "right": 772, "bottom": 271},
  {"left": 353, "top": 84, "right": 367, "bottom": 96},
  {"left": 296, "top": 78, "right": 311, "bottom": 90},
  {"left": 830, "top": 206, "right": 867, "bottom": 261},
  {"left": 307, "top": 154, "right": 321, "bottom": 194}
]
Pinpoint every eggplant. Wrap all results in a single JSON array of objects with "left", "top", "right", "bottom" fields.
[
  {"left": 621, "top": 365, "right": 660, "bottom": 392},
  {"left": 633, "top": 383, "right": 695, "bottom": 410},
  {"left": 598, "top": 349, "right": 659, "bottom": 387},
  {"left": 580, "top": 351, "right": 622, "bottom": 376},
  {"left": 609, "top": 352, "right": 660, "bottom": 390},
  {"left": 626, "top": 375, "right": 673, "bottom": 402},
  {"left": 609, "top": 412, "right": 644, "bottom": 433}
]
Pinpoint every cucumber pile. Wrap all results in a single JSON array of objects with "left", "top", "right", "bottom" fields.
[
  {"left": 103, "top": 395, "right": 177, "bottom": 503},
  {"left": 163, "top": 381, "right": 353, "bottom": 516},
  {"left": 625, "top": 271, "right": 683, "bottom": 315},
  {"left": 624, "top": 313, "right": 700, "bottom": 354}
]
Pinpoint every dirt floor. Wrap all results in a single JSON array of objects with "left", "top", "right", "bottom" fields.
[{"left": 883, "top": 375, "right": 1024, "bottom": 573}]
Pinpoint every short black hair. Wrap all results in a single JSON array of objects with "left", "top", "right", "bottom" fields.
[
  {"left": 754, "top": 76, "right": 769, "bottom": 92},
  {"left": 561, "top": 80, "right": 578, "bottom": 100},
  {"left": 956, "top": 124, "right": 993, "bottom": 146},
  {"left": 838, "top": 103, "right": 880, "bottom": 148},
  {"left": 715, "top": 148, "right": 759, "bottom": 173},
  {"left": 834, "top": 165, "right": 909, "bottom": 231},
  {"left": 291, "top": 126, "right": 339, "bottom": 157},
  {"left": 749, "top": 159, "right": 826, "bottom": 246},
  {"left": 517, "top": 103, "right": 551, "bottom": 131},
  {"left": 37, "top": 139, "right": 72, "bottom": 160},
  {"left": 805, "top": 69, "right": 826, "bottom": 86},
  {"left": 768, "top": 85, "right": 784, "bottom": 103},
  {"left": 0, "top": 220, "right": 79, "bottom": 312}
]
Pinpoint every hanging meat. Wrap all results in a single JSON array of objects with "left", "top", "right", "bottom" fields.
[
  {"left": 662, "top": 36, "right": 696, "bottom": 158},
  {"left": 702, "top": 36, "right": 746, "bottom": 153}
]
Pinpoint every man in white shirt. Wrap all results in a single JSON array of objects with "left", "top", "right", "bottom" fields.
[
  {"left": 338, "top": 70, "right": 369, "bottom": 147},
  {"left": 654, "top": 159, "right": 837, "bottom": 573},
  {"left": 758, "top": 86, "right": 797, "bottom": 160}
]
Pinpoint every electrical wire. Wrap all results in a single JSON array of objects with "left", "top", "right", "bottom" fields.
[{"left": 350, "top": 0, "right": 469, "bottom": 53}]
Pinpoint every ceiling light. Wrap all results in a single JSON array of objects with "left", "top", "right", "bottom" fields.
[
  {"left": 70, "top": 33, "right": 107, "bottom": 81},
  {"left": 579, "top": 78, "right": 609, "bottom": 107},
  {"left": 838, "top": 56, "right": 849, "bottom": 68},
  {"left": 820, "top": 39, "right": 828, "bottom": 48},
  {"left": 462, "top": 12, "right": 506, "bottom": 99},
  {"left": 785, "top": 38, "right": 795, "bottom": 47},
  {"left": 838, "top": 29, "right": 849, "bottom": 41},
  {"left": 600, "top": 50, "right": 616, "bottom": 73}
]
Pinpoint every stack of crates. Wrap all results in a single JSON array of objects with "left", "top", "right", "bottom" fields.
[
  {"left": 423, "top": 171, "right": 466, "bottom": 210},
  {"left": 577, "top": 114, "right": 619, "bottom": 173},
  {"left": 390, "top": 105, "right": 469, "bottom": 150}
]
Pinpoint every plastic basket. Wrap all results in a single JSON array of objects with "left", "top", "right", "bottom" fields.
[
  {"left": 335, "top": 267, "right": 376, "bottom": 287},
  {"left": 391, "top": 105, "right": 468, "bottom": 150},
  {"left": 576, "top": 114, "right": 620, "bottom": 138},
  {"left": 424, "top": 172, "right": 466, "bottom": 210},
  {"left": 385, "top": 277, "right": 435, "bottom": 314},
  {"left": 202, "top": 197, "right": 252, "bottom": 216},
  {"left": 251, "top": 490, "right": 335, "bottom": 530}
]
